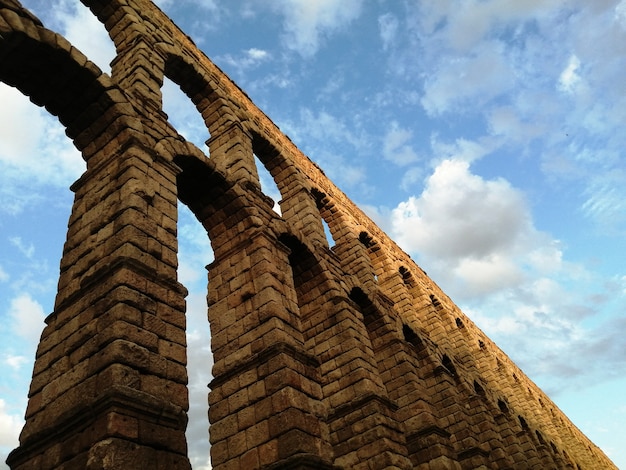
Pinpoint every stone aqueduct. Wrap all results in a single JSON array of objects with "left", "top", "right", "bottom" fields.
[{"left": 0, "top": 1, "right": 617, "bottom": 469}]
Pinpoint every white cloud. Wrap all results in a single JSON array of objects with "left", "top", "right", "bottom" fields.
[
  {"left": 218, "top": 48, "right": 272, "bottom": 70},
  {"left": 466, "top": 283, "right": 626, "bottom": 393},
  {"left": 389, "top": 159, "right": 566, "bottom": 299},
  {"left": 419, "top": 0, "right": 564, "bottom": 52},
  {"left": 183, "top": 0, "right": 218, "bottom": 12},
  {"left": 0, "top": 85, "right": 48, "bottom": 160},
  {"left": 400, "top": 167, "right": 424, "bottom": 192},
  {"left": 384, "top": 159, "right": 625, "bottom": 395},
  {"left": 184, "top": 290, "right": 213, "bottom": 470},
  {"left": 8, "top": 294, "right": 46, "bottom": 346},
  {"left": 177, "top": 204, "right": 214, "bottom": 288},
  {"left": 4, "top": 355, "right": 27, "bottom": 371},
  {"left": 0, "top": 399, "right": 22, "bottom": 452},
  {"left": 162, "top": 79, "right": 211, "bottom": 153},
  {"left": 558, "top": 55, "right": 582, "bottom": 94},
  {"left": 487, "top": 106, "right": 543, "bottom": 143},
  {"left": 295, "top": 108, "right": 367, "bottom": 152},
  {"left": 408, "top": 0, "right": 626, "bottom": 239},
  {"left": 0, "top": 84, "right": 84, "bottom": 214},
  {"left": 277, "top": 108, "right": 369, "bottom": 190},
  {"left": 430, "top": 135, "right": 496, "bottom": 164},
  {"left": 392, "top": 159, "right": 529, "bottom": 260},
  {"left": 0, "top": 266, "right": 8, "bottom": 283},
  {"left": 247, "top": 48, "right": 269, "bottom": 61},
  {"left": 617, "top": 0, "right": 626, "bottom": 26},
  {"left": 382, "top": 121, "right": 419, "bottom": 166},
  {"left": 452, "top": 254, "right": 524, "bottom": 296},
  {"left": 162, "top": 204, "right": 213, "bottom": 468},
  {"left": 186, "top": 358, "right": 212, "bottom": 469},
  {"left": 271, "top": 0, "right": 364, "bottom": 56}
]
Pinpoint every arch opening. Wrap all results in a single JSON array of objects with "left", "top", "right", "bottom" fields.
[
  {"left": 162, "top": 77, "right": 211, "bottom": 154},
  {"left": 498, "top": 399, "right": 509, "bottom": 414},
  {"left": 311, "top": 188, "right": 337, "bottom": 248},
  {"left": 254, "top": 154, "right": 281, "bottom": 214},
  {"left": 279, "top": 234, "right": 330, "bottom": 320},
  {"left": 176, "top": 202, "right": 214, "bottom": 469}
]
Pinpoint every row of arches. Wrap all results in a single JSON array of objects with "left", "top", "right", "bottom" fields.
[{"left": 1, "top": 2, "right": 615, "bottom": 469}]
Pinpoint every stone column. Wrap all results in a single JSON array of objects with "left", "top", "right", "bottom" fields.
[
  {"left": 8, "top": 140, "right": 191, "bottom": 470},
  {"left": 206, "top": 102, "right": 260, "bottom": 186},
  {"left": 205, "top": 226, "right": 335, "bottom": 469},
  {"left": 361, "top": 308, "right": 461, "bottom": 469},
  {"left": 299, "top": 288, "right": 413, "bottom": 469},
  {"left": 278, "top": 185, "right": 328, "bottom": 248}
]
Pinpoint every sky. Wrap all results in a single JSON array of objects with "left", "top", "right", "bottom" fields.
[{"left": 0, "top": 0, "right": 625, "bottom": 468}]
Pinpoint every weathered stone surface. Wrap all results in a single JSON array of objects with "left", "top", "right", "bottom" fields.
[{"left": 0, "top": 0, "right": 617, "bottom": 469}]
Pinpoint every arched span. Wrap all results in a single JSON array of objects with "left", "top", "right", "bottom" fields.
[{"left": 0, "top": 4, "right": 139, "bottom": 155}]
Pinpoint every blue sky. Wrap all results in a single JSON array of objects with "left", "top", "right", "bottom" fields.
[{"left": 1, "top": 1, "right": 625, "bottom": 469}]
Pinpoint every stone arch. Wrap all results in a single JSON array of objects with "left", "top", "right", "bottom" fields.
[
  {"left": 174, "top": 153, "right": 257, "bottom": 246},
  {"left": 398, "top": 265, "right": 416, "bottom": 288},
  {"left": 163, "top": 52, "right": 221, "bottom": 128},
  {"left": 309, "top": 188, "right": 340, "bottom": 247},
  {"left": 175, "top": 154, "right": 339, "bottom": 469},
  {"left": 0, "top": 6, "right": 134, "bottom": 153},
  {"left": 252, "top": 132, "right": 328, "bottom": 247},
  {"left": 277, "top": 232, "right": 342, "bottom": 340}
]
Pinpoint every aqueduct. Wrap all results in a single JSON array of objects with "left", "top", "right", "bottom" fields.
[{"left": 0, "top": 1, "right": 617, "bottom": 468}]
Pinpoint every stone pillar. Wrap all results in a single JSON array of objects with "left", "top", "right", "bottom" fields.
[
  {"left": 253, "top": 138, "right": 329, "bottom": 248},
  {"left": 361, "top": 307, "right": 461, "bottom": 469},
  {"left": 278, "top": 185, "right": 328, "bottom": 248},
  {"left": 7, "top": 141, "right": 191, "bottom": 470},
  {"left": 205, "top": 226, "right": 335, "bottom": 469},
  {"left": 332, "top": 236, "right": 378, "bottom": 291},
  {"left": 302, "top": 293, "right": 413, "bottom": 469},
  {"left": 206, "top": 102, "right": 260, "bottom": 186}
]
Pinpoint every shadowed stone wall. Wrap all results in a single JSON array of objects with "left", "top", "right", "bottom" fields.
[{"left": 0, "top": 1, "right": 617, "bottom": 469}]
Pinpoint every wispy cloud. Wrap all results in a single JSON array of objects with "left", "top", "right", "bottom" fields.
[
  {"left": 406, "top": 0, "right": 626, "bottom": 235},
  {"left": 581, "top": 171, "right": 626, "bottom": 232},
  {"left": 382, "top": 121, "right": 419, "bottom": 166},
  {"left": 271, "top": 0, "right": 364, "bottom": 57},
  {"left": 175, "top": 0, "right": 218, "bottom": 12},
  {"left": 217, "top": 47, "right": 272, "bottom": 72},
  {"left": 3, "top": 355, "right": 27, "bottom": 371},
  {"left": 378, "top": 13, "right": 399, "bottom": 51},
  {"left": 162, "top": 79, "right": 211, "bottom": 152},
  {"left": 558, "top": 55, "right": 582, "bottom": 94},
  {"left": 9, "top": 237, "right": 35, "bottom": 260},
  {"left": 421, "top": 40, "right": 516, "bottom": 115},
  {"left": 278, "top": 107, "right": 369, "bottom": 190}
]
